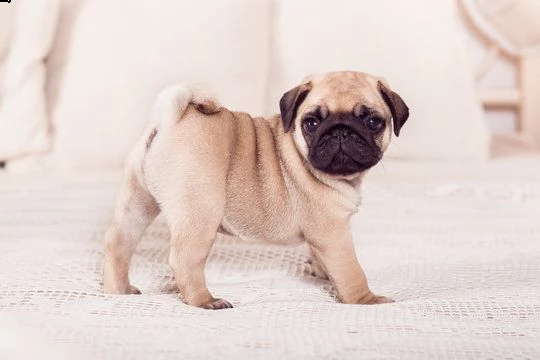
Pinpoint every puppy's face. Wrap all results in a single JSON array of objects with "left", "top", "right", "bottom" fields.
[{"left": 280, "top": 72, "right": 409, "bottom": 177}]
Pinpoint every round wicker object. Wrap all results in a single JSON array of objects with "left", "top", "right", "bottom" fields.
[{"left": 461, "top": 0, "right": 540, "bottom": 56}]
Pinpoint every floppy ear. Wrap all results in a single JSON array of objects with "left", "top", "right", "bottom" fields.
[
  {"left": 279, "top": 82, "right": 312, "bottom": 132},
  {"left": 378, "top": 81, "right": 409, "bottom": 137}
]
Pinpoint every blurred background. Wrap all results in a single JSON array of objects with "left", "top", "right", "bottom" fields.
[
  {"left": 0, "top": 1, "right": 539, "bottom": 360},
  {"left": 0, "top": 0, "right": 539, "bottom": 171}
]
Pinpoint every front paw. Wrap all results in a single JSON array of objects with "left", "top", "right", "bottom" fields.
[{"left": 357, "top": 292, "right": 394, "bottom": 305}]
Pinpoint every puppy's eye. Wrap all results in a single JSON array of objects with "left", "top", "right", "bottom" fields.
[
  {"left": 364, "top": 117, "right": 384, "bottom": 133},
  {"left": 303, "top": 117, "right": 320, "bottom": 133}
]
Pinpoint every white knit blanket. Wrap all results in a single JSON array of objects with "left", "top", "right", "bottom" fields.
[{"left": 0, "top": 169, "right": 539, "bottom": 360}]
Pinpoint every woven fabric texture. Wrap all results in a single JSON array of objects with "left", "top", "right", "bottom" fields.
[{"left": 0, "top": 172, "right": 539, "bottom": 359}]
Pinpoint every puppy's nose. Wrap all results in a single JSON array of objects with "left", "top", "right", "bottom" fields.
[{"left": 331, "top": 126, "right": 350, "bottom": 141}]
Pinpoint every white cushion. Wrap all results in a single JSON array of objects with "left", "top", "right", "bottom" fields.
[
  {"left": 0, "top": 5, "right": 15, "bottom": 62},
  {"left": 50, "top": 0, "right": 271, "bottom": 171},
  {"left": 0, "top": 5, "right": 15, "bottom": 103},
  {"left": 0, "top": 0, "right": 59, "bottom": 162},
  {"left": 0, "top": 62, "right": 5, "bottom": 101},
  {"left": 268, "top": 0, "right": 490, "bottom": 161}
]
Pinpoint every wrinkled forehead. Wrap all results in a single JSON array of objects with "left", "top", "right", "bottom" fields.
[{"left": 300, "top": 72, "right": 388, "bottom": 116}]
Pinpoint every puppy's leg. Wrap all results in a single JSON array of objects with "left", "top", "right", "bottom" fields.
[
  {"left": 307, "top": 224, "right": 393, "bottom": 305},
  {"left": 103, "top": 172, "right": 159, "bottom": 294},
  {"left": 162, "top": 177, "right": 230, "bottom": 309}
]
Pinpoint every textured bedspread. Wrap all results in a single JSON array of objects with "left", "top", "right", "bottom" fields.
[{"left": 0, "top": 160, "right": 539, "bottom": 359}]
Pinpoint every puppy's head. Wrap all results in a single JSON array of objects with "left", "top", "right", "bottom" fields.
[{"left": 280, "top": 71, "right": 409, "bottom": 178}]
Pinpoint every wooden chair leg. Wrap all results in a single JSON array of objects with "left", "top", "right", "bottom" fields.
[{"left": 520, "top": 53, "right": 540, "bottom": 149}]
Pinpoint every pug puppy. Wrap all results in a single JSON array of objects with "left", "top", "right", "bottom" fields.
[{"left": 103, "top": 71, "right": 409, "bottom": 309}]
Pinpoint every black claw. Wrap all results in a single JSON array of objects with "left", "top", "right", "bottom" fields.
[{"left": 202, "top": 298, "right": 233, "bottom": 310}]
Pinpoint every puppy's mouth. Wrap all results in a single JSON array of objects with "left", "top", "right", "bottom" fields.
[{"left": 308, "top": 125, "right": 381, "bottom": 176}]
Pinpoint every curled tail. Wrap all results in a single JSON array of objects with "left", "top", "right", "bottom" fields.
[
  {"left": 151, "top": 83, "right": 222, "bottom": 131},
  {"left": 125, "top": 83, "right": 221, "bottom": 177}
]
